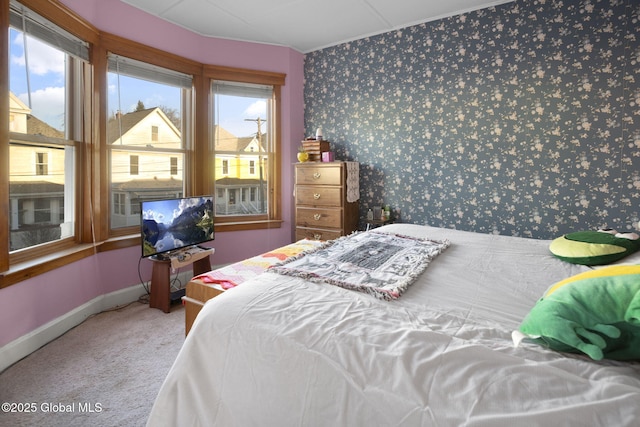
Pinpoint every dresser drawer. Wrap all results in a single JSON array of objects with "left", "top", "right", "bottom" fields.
[
  {"left": 295, "top": 186, "right": 342, "bottom": 207},
  {"left": 296, "top": 227, "right": 342, "bottom": 241},
  {"left": 295, "top": 164, "right": 343, "bottom": 186},
  {"left": 296, "top": 207, "right": 342, "bottom": 229}
]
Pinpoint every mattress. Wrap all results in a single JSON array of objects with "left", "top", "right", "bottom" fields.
[{"left": 147, "top": 224, "right": 640, "bottom": 426}]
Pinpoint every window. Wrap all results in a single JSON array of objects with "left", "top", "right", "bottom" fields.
[
  {"left": 113, "top": 193, "right": 126, "bottom": 215},
  {"left": 212, "top": 80, "right": 275, "bottom": 219},
  {"left": 170, "top": 157, "right": 178, "bottom": 175},
  {"left": 129, "top": 155, "right": 139, "bottom": 175},
  {"left": 107, "top": 54, "right": 192, "bottom": 231},
  {"left": 35, "top": 152, "right": 48, "bottom": 176},
  {"left": 7, "top": 1, "right": 88, "bottom": 253}
]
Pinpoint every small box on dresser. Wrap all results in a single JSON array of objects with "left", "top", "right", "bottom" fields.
[
  {"left": 301, "top": 140, "right": 330, "bottom": 161},
  {"left": 295, "top": 161, "right": 359, "bottom": 241}
]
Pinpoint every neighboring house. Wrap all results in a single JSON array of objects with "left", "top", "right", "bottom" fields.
[
  {"left": 107, "top": 107, "right": 184, "bottom": 228},
  {"left": 107, "top": 108, "right": 266, "bottom": 226},
  {"left": 9, "top": 97, "right": 267, "bottom": 244},
  {"left": 213, "top": 125, "right": 268, "bottom": 215},
  {"left": 8, "top": 92, "right": 67, "bottom": 251}
]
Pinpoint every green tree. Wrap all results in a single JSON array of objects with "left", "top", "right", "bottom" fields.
[{"left": 135, "top": 100, "right": 146, "bottom": 111}]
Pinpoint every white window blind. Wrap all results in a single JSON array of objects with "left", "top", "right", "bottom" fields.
[
  {"left": 108, "top": 54, "right": 192, "bottom": 89},
  {"left": 212, "top": 80, "right": 273, "bottom": 98},
  {"left": 9, "top": 0, "right": 89, "bottom": 61}
]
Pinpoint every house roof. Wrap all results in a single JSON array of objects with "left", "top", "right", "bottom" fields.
[
  {"left": 215, "top": 177, "right": 265, "bottom": 186},
  {"left": 26, "top": 115, "right": 64, "bottom": 138},
  {"left": 10, "top": 181, "right": 64, "bottom": 196},
  {"left": 10, "top": 92, "right": 30, "bottom": 114},
  {"left": 214, "top": 127, "right": 267, "bottom": 152},
  {"left": 107, "top": 107, "right": 179, "bottom": 144},
  {"left": 111, "top": 177, "right": 182, "bottom": 192}
]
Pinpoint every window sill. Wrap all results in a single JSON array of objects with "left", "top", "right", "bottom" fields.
[
  {"left": 214, "top": 219, "right": 283, "bottom": 232},
  {"left": 0, "top": 219, "right": 283, "bottom": 289},
  {"left": 0, "top": 244, "right": 97, "bottom": 289}
]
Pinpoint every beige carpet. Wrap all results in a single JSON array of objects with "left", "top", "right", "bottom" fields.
[{"left": 0, "top": 298, "right": 185, "bottom": 427}]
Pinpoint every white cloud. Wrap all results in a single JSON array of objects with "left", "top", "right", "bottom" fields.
[
  {"left": 12, "top": 34, "right": 65, "bottom": 76},
  {"left": 19, "top": 86, "right": 65, "bottom": 130},
  {"left": 244, "top": 100, "right": 266, "bottom": 118}
]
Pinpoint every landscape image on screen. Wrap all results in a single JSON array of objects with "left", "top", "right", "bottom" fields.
[{"left": 141, "top": 196, "right": 214, "bottom": 258}]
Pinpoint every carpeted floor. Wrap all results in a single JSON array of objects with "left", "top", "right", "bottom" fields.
[{"left": 0, "top": 298, "right": 185, "bottom": 427}]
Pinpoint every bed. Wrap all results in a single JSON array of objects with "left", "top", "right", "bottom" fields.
[{"left": 147, "top": 224, "right": 640, "bottom": 426}]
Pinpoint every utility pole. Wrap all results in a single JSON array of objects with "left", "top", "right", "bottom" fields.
[{"left": 244, "top": 118, "right": 266, "bottom": 213}]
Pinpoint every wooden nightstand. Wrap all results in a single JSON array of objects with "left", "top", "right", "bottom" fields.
[{"left": 365, "top": 219, "right": 392, "bottom": 231}]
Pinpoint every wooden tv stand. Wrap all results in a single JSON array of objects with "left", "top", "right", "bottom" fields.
[{"left": 148, "top": 246, "right": 214, "bottom": 313}]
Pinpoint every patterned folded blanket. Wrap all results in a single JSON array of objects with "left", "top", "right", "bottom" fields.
[
  {"left": 192, "top": 239, "right": 324, "bottom": 289},
  {"left": 269, "top": 231, "right": 450, "bottom": 300}
]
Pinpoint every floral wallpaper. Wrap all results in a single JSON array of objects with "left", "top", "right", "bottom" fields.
[{"left": 304, "top": 0, "right": 640, "bottom": 239}]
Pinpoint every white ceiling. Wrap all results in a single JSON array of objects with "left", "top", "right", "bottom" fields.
[{"left": 121, "top": 0, "right": 513, "bottom": 53}]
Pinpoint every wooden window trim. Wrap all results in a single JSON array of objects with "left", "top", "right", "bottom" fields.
[
  {"left": 5, "top": 1, "right": 93, "bottom": 268},
  {"left": 208, "top": 72, "right": 284, "bottom": 226}
]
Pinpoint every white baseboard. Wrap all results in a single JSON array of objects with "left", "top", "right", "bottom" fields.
[
  {"left": 0, "top": 283, "right": 148, "bottom": 373},
  {"left": 1, "top": 268, "right": 197, "bottom": 373}
]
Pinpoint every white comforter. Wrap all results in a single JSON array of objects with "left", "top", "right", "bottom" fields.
[{"left": 147, "top": 224, "right": 640, "bottom": 426}]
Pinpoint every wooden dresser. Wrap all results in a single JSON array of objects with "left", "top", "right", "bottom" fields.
[{"left": 295, "top": 162, "right": 359, "bottom": 241}]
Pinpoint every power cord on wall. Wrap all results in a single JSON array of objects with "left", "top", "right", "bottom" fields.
[
  {"left": 136, "top": 255, "right": 188, "bottom": 305},
  {"left": 137, "top": 256, "right": 151, "bottom": 304},
  {"left": 137, "top": 256, "right": 150, "bottom": 295}
]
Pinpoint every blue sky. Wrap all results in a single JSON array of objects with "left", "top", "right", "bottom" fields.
[
  {"left": 10, "top": 29, "right": 267, "bottom": 138},
  {"left": 9, "top": 29, "right": 66, "bottom": 131},
  {"left": 141, "top": 196, "right": 209, "bottom": 225}
]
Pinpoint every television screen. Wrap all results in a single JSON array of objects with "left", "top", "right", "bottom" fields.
[{"left": 141, "top": 196, "right": 214, "bottom": 258}]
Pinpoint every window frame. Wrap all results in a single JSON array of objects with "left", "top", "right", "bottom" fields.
[
  {"left": 4, "top": 0, "right": 95, "bottom": 269},
  {"left": 206, "top": 65, "right": 284, "bottom": 229},
  {"left": 99, "top": 35, "right": 200, "bottom": 239},
  {"left": 1, "top": 0, "right": 99, "bottom": 285},
  {"left": 105, "top": 51, "right": 194, "bottom": 235}
]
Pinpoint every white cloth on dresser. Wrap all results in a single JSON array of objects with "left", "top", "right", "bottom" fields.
[{"left": 345, "top": 161, "right": 359, "bottom": 202}]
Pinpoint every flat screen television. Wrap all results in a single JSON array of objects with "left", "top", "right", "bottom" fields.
[{"left": 141, "top": 196, "right": 214, "bottom": 258}]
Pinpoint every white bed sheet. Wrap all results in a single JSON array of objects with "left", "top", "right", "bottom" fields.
[{"left": 147, "top": 224, "right": 640, "bottom": 426}]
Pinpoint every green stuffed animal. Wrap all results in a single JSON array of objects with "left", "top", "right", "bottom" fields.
[
  {"left": 549, "top": 229, "right": 640, "bottom": 265},
  {"left": 513, "top": 265, "right": 640, "bottom": 360}
]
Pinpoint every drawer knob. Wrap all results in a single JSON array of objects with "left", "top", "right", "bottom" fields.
[
  {"left": 313, "top": 213, "right": 322, "bottom": 220},
  {"left": 313, "top": 193, "right": 321, "bottom": 200},
  {"left": 313, "top": 233, "right": 322, "bottom": 240},
  {"left": 313, "top": 172, "right": 321, "bottom": 180}
]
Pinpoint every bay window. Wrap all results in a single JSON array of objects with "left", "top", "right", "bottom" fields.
[{"left": 1, "top": 0, "right": 286, "bottom": 285}]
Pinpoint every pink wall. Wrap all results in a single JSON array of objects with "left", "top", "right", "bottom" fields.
[{"left": 0, "top": 0, "right": 304, "bottom": 348}]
